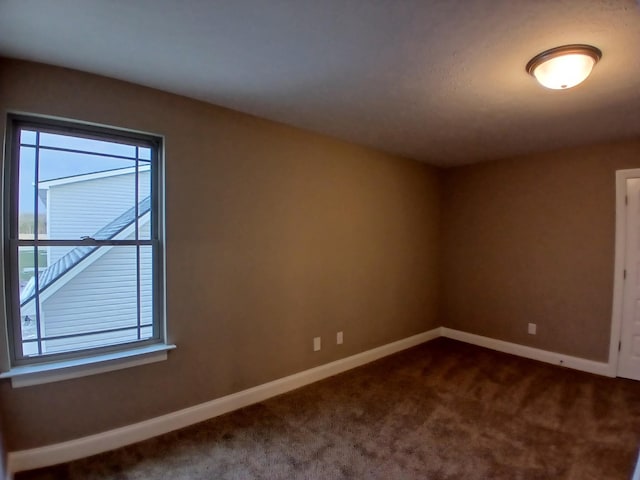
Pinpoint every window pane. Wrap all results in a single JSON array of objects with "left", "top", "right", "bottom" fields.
[
  {"left": 138, "top": 165, "right": 152, "bottom": 240},
  {"left": 39, "top": 147, "right": 135, "bottom": 181},
  {"left": 140, "top": 245, "right": 153, "bottom": 335},
  {"left": 8, "top": 117, "right": 162, "bottom": 365},
  {"left": 18, "top": 246, "right": 42, "bottom": 356},
  {"left": 39, "top": 148, "right": 137, "bottom": 243},
  {"left": 21, "top": 339, "right": 40, "bottom": 357},
  {"left": 42, "top": 329, "right": 145, "bottom": 355},
  {"left": 20, "top": 130, "right": 37, "bottom": 146},
  {"left": 29, "top": 245, "right": 146, "bottom": 356},
  {"left": 18, "top": 146, "right": 47, "bottom": 240},
  {"left": 18, "top": 246, "right": 47, "bottom": 294},
  {"left": 138, "top": 147, "right": 151, "bottom": 160},
  {"left": 39, "top": 132, "right": 137, "bottom": 158}
]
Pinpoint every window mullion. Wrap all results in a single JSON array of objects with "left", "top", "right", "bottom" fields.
[
  {"left": 135, "top": 148, "right": 142, "bottom": 340},
  {"left": 18, "top": 239, "right": 153, "bottom": 247},
  {"left": 20, "top": 143, "right": 141, "bottom": 162},
  {"left": 33, "top": 131, "right": 43, "bottom": 356}
]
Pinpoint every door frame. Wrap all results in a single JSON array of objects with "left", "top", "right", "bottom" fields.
[{"left": 609, "top": 168, "right": 640, "bottom": 377}]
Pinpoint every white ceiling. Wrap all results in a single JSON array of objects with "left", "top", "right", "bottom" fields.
[{"left": 1, "top": 0, "right": 639, "bottom": 167}]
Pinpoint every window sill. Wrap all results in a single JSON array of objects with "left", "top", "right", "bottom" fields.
[{"left": 0, "top": 343, "right": 176, "bottom": 388}]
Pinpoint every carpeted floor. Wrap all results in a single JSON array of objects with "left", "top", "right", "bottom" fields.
[{"left": 16, "top": 338, "right": 640, "bottom": 479}]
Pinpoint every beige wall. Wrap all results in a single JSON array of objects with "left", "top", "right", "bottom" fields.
[
  {"left": 1, "top": 57, "right": 637, "bottom": 454},
  {"left": 0, "top": 59, "right": 441, "bottom": 450},
  {"left": 440, "top": 140, "right": 640, "bottom": 361}
]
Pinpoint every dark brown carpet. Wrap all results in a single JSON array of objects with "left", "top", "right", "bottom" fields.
[{"left": 16, "top": 338, "right": 640, "bottom": 479}]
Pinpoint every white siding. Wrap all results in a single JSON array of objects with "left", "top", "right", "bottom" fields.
[
  {"left": 47, "top": 170, "right": 150, "bottom": 263},
  {"left": 39, "top": 220, "right": 152, "bottom": 354}
]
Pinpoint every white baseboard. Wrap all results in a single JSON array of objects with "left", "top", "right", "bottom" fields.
[
  {"left": 9, "top": 326, "right": 617, "bottom": 474},
  {"left": 441, "top": 327, "right": 612, "bottom": 377},
  {"left": 8, "top": 328, "right": 441, "bottom": 474}
]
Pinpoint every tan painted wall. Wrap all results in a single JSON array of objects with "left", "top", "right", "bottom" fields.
[
  {"left": 0, "top": 59, "right": 441, "bottom": 450},
  {"left": 2, "top": 56, "right": 636, "bottom": 454},
  {"left": 440, "top": 140, "right": 640, "bottom": 361}
]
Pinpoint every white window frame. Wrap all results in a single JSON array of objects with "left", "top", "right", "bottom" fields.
[{"left": 0, "top": 113, "right": 172, "bottom": 387}]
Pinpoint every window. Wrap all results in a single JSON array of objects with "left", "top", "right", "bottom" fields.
[{"left": 3, "top": 114, "right": 166, "bottom": 370}]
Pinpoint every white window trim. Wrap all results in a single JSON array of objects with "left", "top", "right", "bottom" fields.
[
  {"left": 0, "top": 343, "right": 176, "bottom": 388},
  {"left": 1, "top": 112, "right": 169, "bottom": 382}
]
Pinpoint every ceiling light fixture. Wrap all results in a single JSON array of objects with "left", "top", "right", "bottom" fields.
[{"left": 526, "top": 44, "right": 602, "bottom": 90}]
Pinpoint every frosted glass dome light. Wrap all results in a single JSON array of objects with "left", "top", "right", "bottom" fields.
[{"left": 526, "top": 45, "right": 602, "bottom": 90}]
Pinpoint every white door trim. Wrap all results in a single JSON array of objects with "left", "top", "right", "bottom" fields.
[{"left": 609, "top": 169, "right": 640, "bottom": 376}]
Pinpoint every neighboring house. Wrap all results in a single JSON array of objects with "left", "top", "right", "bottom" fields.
[
  {"left": 20, "top": 167, "right": 152, "bottom": 355},
  {"left": 43, "top": 166, "right": 151, "bottom": 262}
]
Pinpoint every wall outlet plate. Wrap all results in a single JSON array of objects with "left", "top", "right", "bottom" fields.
[
  {"left": 528, "top": 323, "right": 537, "bottom": 335},
  {"left": 337, "top": 331, "right": 343, "bottom": 344},
  {"left": 313, "top": 337, "right": 321, "bottom": 351}
]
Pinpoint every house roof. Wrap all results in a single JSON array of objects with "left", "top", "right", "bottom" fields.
[
  {"left": 39, "top": 165, "right": 151, "bottom": 189},
  {"left": 20, "top": 196, "right": 151, "bottom": 306}
]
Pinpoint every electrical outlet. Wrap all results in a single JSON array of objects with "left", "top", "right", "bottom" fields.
[
  {"left": 528, "top": 323, "right": 537, "bottom": 335},
  {"left": 337, "top": 331, "right": 343, "bottom": 345},
  {"left": 313, "top": 337, "right": 321, "bottom": 351}
]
